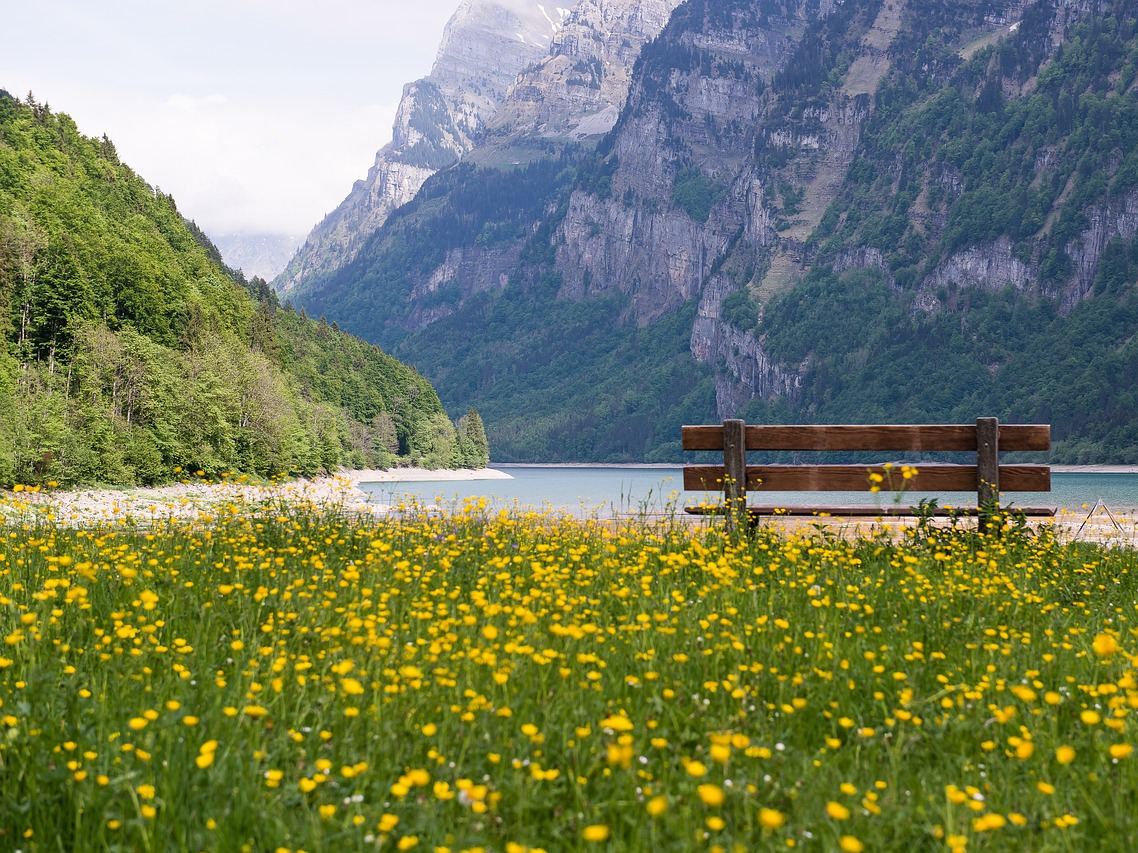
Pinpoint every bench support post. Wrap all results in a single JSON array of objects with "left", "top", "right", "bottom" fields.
[
  {"left": 976, "top": 417, "right": 999, "bottom": 533},
  {"left": 723, "top": 419, "right": 747, "bottom": 535}
]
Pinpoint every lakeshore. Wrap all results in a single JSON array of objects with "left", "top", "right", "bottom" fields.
[
  {"left": 1051, "top": 465, "right": 1138, "bottom": 474},
  {"left": 4, "top": 464, "right": 1136, "bottom": 546},
  {"left": 5, "top": 467, "right": 512, "bottom": 526}
]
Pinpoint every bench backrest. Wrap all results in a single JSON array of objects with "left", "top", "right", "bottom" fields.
[{"left": 681, "top": 420, "right": 1051, "bottom": 496}]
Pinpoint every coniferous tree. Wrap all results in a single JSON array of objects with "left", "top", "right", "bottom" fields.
[{"left": 458, "top": 409, "right": 490, "bottom": 468}]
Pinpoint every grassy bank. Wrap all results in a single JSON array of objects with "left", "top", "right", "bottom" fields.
[{"left": 1, "top": 503, "right": 1136, "bottom": 850}]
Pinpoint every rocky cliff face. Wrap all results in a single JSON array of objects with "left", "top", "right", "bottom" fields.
[
  {"left": 553, "top": 0, "right": 1115, "bottom": 419},
  {"left": 556, "top": 0, "right": 873, "bottom": 417},
  {"left": 920, "top": 183, "right": 1138, "bottom": 315},
  {"left": 289, "top": 0, "right": 1137, "bottom": 461},
  {"left": 274, "top": 0, "right": 565, "bottom": 296},
  {"left": 690, "top": 272, "right": 800, "bottom": 413},
  {"left": 1062, "top": 187, "right": 1138, "bottom": 308},
  {"left": 556, "top": 0, "right": 836, "bottom": 332},
  {"left": 487, "top": 0, "right": 683, "bottom": 141},
  {"left": 278, "top": 0, "right": 686, "bottom": 300}
]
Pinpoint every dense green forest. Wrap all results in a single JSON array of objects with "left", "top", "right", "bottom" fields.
[
  {"left": 0, "top": 91, "right": 487, "bottom": 486},
  {"left": 401, "top": 286, "right": 717, "bottom": 462},
  {"left": 301, "top": 155, "right": 586, "bottom": 342}
]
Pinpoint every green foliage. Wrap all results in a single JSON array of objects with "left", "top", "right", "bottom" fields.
[
  {"left": 672, "top": 168, "right": 727, "bottom": 223},
  {"left": 392, "top": 286, "right": 717, "bottom": 462},
  {"left": 759, "top": 264, "right": 1138, "bottom": 461},
  {"left": 412, "top": 412, "right": 460, "bottom": 469},
  {"left": 271, "top": 310, "right": 447, "bottom": 461},
  {"left": 456, "top": 409, "right": 490, "bottom": 468},
  {"left": 720, "top": 287, "right": 761, "bottom": 331},
  {"left": 826, "top": 0, "right": 1138, "bottom": 283},
  {"left": 771, "top": 0, "right": 867, "bottom": 99},
  {"left": 748, "top": 0, "right": 1138, "bottom": 461},
  {"left": 0, "top": 93, "right": 479, "bottom": 485},
  {"left": 302, "top": 154, "right": 582, "bottom": 338},
  {"left": 289, "top": 145, "right": 714, "bottom": 463}
]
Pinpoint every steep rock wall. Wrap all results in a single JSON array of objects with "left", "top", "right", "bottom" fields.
[
  {"left": 906, "top": 186, "right": 1138, "bottom": 313},
  {"left": 691, "top": 272, "right": 800, "bottom": 415},
  {"left": 275, "top": 0, "right": 564, "bottom": 296},
  {"left": 1063, "top": 187, "right": 1138, "bottom": 307},
  {"left": 556, "top": 0, "right": 833, "bottom": 326},
  {"left": 488, "top": 0, "right": 683, "bottom": 140}
]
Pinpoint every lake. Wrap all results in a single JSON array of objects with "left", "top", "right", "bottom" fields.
[{"left": 358, "top": 465, "right": 1138, "bottom": 516}]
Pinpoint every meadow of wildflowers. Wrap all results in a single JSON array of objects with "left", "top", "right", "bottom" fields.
[{"left": 1, "top": 497, "right": 1136, "bottom": 851}]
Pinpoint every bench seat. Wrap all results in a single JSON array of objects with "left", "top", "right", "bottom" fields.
[
  {"left": 684, "top": 504, "right": 1057, "bottom": 518},
  {"left": 681, "top": 419, "right": 1053, "bottom": 532}
]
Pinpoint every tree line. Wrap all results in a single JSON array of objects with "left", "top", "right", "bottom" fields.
[{"left": 0, "top": 91, "right": 487, "bottom": 486}]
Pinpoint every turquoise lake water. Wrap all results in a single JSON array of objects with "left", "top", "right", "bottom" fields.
[{"left": 358, "top": 466, "right": 1138, "bottom": 517}]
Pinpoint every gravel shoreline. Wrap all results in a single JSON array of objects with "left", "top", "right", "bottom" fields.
[
  {"left": 3, "top": 466, "right": 1134, "bottom": 547},
  {"left": 4, "top": 467, "right": 511, "bottom": 526}
]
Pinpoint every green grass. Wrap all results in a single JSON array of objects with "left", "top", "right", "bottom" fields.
[{"left": 1, "top": 498, "right": 1136, "bottom": 851}]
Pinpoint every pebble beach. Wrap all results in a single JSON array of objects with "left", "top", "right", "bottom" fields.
[
  {"left": 4, "top": 467, "right": 512, "bottom": 527},
  {"left": 3, "top": 465, "right": 1135, "bottom": 546}
]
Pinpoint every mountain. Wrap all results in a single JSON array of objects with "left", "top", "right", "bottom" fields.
[
  {"left": 213, "top": 232, "right": 303, "bottom": 281},
  {"left": 274, "top": 0, "right": 568, "bottom": 296},
  {"left": 485, "top": 0, "right": 684, "bottom": 142},
  {"left": 277, "top": 0, "right": 684, "bottom": 302},
  {"left": 0, "top": 91, "right": 487, "bottom": 486},
  {"left": 292, "top": 0, "right": 1138, "bottom": 463}
]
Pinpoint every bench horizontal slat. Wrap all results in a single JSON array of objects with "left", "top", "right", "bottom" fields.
[
  {"left": 681, "top": 424, "right": 1050, "bottom": 452},
  {"left": 683, "top": 464, "right": 1051, "bottom": 492},
  {"left": 684, "top": 504, "right": 1057, "bottom": 518}
]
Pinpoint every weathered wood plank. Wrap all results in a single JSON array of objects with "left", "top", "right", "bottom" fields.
[
  {"left": 723, "top": 419, "right": 746, "bottom": 535},
  {"left": 681, "top": 424, "right": 1050, "bottom": 452},
  {"left": 976, "top": 417, "right": 1000, "bottom": 533},
  {"left": 683, "top": 464, "right": 1051, "bottom": 492},
  {"left": 684, "top": 504, "right": 1057, "bottom": 517}
]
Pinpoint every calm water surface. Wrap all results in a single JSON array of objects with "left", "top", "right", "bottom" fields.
[{"left": 358, "top": 466, "right": 1138, "bottom": 516}]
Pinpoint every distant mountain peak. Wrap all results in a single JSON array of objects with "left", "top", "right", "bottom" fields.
[
  {"left": 275, "top": 0, "right": 678, "bottom": 298},
  {"left": 274, "top": 0, "right": 563, "bottom": 295},
  {"left": 487, "top": 0, "right": 684, "bottom": 141},
  {"left": 214, "top": 232, "right": 304, "bottom": 282}
]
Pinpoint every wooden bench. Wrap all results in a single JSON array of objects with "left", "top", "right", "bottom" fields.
[{"left": 681, "top": 418, "right": 1055, "bottom": 532}]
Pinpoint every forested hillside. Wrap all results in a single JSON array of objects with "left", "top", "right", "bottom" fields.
[
  {"left": 0, "top": 91, "right": 487, "bottom": 486},
  {"left": 292, "top": 0, "right": 1138, "bottom": 463},
  {"left": 745, "top": 0, "right": 1138, "bottom": 461},
  {"left": 299, "top": 151, "right": 719, "bottom": 461}
]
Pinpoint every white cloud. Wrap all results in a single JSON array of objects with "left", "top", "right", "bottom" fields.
[
  {"left": 72, "top": 90, "right": 403, "bottom": 235},
  {"left": 165, "top": 94, "right": 230, "bottom": 111},
  {"left": 0, "top": 0, "right": 462, "bottom": 237}
]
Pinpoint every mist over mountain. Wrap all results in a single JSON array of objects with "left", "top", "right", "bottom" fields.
[
  {"left": 288, "top": 0, "right": 1138, "bottom": 463},
  {"left": 214, "top": 232, "right": 303, "bottom": 282}
]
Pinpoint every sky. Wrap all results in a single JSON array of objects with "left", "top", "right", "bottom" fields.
[{"left": 0, "top": 0, "right": 465, "bottom": 238}]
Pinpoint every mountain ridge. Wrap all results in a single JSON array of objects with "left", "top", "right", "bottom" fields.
[
  {"left": 276, "top": 0, "right": 684, "bottom": 301},
  {"left": 290, "top": 0, "right": 1138, "bottom": 463},
  {"left": 274, "top": 0, "right": 567, "bottom": 296}
]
